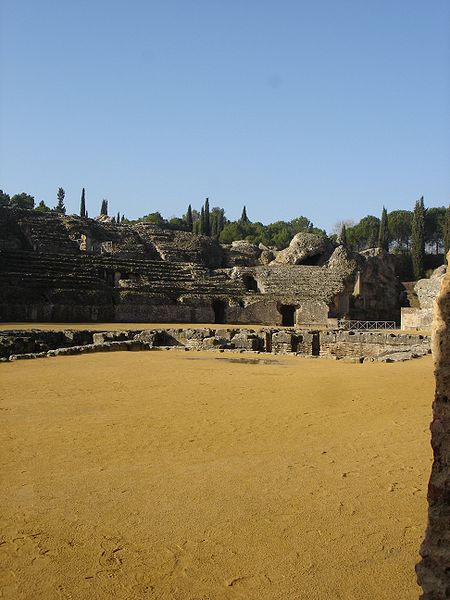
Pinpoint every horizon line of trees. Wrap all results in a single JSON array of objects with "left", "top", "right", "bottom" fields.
[
  {"left": 335, "top": 198, "right": 450, "bottom": 279},
  {"left": 0, "top": 188, "right": 128, "bottom": 223}
]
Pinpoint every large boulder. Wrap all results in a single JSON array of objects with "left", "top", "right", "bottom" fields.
[
  {"left": 272, "top": 232, "right": 330, "bottom": 265},
  {"left": 223, "top": 240, "right": 262, "bottom": 267},
  {"left": 415, "top": 265, "right": 446, "bottom": 309},
  {"left": 326, "top": 245, "right": 359, "bottom": 277}
]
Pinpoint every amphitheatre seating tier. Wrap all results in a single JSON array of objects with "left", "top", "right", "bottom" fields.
[
  {"left": 252, "top": 265, "right": 346, "bottom": 301},
  {"left": 0, "top": 250, "right": 247, "bottom": 298},
  {"left": 16, "top": 211, "right": 81, "bottom": 254}
]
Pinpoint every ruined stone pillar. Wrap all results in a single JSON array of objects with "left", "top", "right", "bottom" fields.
[{"left": 416, "top": 261, "right": 450, "bottom": 599}]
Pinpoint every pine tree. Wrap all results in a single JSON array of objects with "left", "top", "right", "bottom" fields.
[
  {"left": 412, "top": 196, "right": 425, "bottom": 280},
  {"left": 241, "top": 206, "right": 249, "bottom": 223},
  {"left": 444, "top": 205, "right": 450, "bottom": 263},
  {"left": 204, "top": 198, "right": 211, "bottom": 236},
  {"left": 378, "top": 206, "right": 389, "bottom": 250},
  {"left": 80, "top": 188, "right": 86, "bottom": 217},
  {"left": 186, "top": 204, "right": 193, "bottom": 232},
  {"left": 117, "top": 211, "right": 120, "bottom": 224},
  {"left": 56, "top": 188, "right": 66, "bottom": 213}
]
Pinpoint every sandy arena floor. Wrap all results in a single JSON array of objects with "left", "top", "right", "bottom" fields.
[{"left": 0, "top": 350, "right": 432, "bottom": 599}]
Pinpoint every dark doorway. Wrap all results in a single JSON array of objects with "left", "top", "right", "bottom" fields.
[
  {"left": 243, "top": 275, "right": 258, "bottom": 292},
  {"left": 280, "top": 304, "right": 295, "bottom": 326},
  {"left": 212, "top": 300, "right": 226, "bottom": 324}
]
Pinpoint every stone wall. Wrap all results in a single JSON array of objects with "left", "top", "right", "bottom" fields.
[
  {"left": 401, "top": 307, "right": 433, "bottom": 331},
  {"left": 416, "top": 264, "right": 450, "bottom": 598},
  {"left": 0, "top": 326, "right": 430, "bottom": 362},
  {"left": 415, "top": 265, "right": 446, "bottom": 309}
]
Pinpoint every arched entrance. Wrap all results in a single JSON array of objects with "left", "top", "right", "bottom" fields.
[
  {"left": 212, "top": 300, "right": 226, "bottom": 324},
  {"left": 280, "top": 304, "right": 295, "bottom": 326}
]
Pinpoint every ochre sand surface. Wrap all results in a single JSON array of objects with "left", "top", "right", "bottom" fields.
[{"left": 0, "top": 351, "right": 432, "bottom": 599}]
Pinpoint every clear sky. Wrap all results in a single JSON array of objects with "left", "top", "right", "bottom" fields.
[{"left": 1, "top": 0, "right": 449, "bottom": 233}]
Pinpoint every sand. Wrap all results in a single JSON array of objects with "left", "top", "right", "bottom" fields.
[{"left": 0, "top": 350, "right": 432, "bottom": 599}]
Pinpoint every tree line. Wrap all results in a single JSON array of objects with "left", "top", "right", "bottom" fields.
[
  {"left": 124, "top": 199, "right": 325, "bottom": 248},
  {"left": 338, "top": 199, "right": 450, "bottom": 279},
  {"left": 0, "top": 188, "right": 127, "bottom": 223}
]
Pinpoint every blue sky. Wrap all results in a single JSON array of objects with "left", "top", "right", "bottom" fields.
[{"left": 1, "top": 0, "right": 449, "bottom": 233}]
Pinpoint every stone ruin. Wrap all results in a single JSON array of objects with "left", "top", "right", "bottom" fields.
[
  {"left": 416, "top": 262, "right": 450, "bottom": 599},
  {"left": 0, "top": 326, "right": 431, "bottom": 363},
  {"left": 0, "top": 207, "right": 402, "bottom": 326},
  {"left": 401, "top": 265, "right": 446, "bottom": 332}
]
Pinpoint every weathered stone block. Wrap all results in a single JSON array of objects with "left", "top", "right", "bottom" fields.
[
  {"left": 272, "top": 330, "right": 297, "bottom": 353},
  {"left": 416, "top": 260, "right": 450, "bottom": 598},
  {"left": 231, "top": 331, "right": 263, "bottom": 351}
]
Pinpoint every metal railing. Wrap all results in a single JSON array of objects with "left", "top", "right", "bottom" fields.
[{"left": 338, "top": 320, "right": 397, "bottom": 331}]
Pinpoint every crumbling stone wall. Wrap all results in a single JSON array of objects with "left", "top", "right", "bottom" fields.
[
  {"left": 417, "top": 265, "right": 450, "bottom": 598},
  {"left": 320, "top": 330, "right": 430, "bottom": 361}
]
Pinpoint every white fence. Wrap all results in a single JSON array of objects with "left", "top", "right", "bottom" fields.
[{"left": 338, "top": 320, "right": 397, "bottom": 331}]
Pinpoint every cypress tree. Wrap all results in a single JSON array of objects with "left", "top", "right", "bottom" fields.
[
  {"left": 444, "top": 205, "right": 450, "bottom": 263},
  {"left": 378, "top": 206, "right": 389, "bottom": 250},
  {"left": 411, "top": 196, "right": 425, "bottom": 280},
  {"left": 241, "top": 206, "right": 249, "bottom": 223},
  {"left": 193, "top": 219, "right": 200, "bottom": 235},
  {"left": 200, "top": 206, "right": 205, "bottom": 235},
  {"left": 100, "top": 199, "right": 108, "bottom": 216},
  {"left": 121, "top": 214, "right": 125, "bottom": 222},
  {"left": 117, "top": 211, "right": 120, "bottom": 223},
  {"left": 56, "top": 188, "right": 66, "bottom": 213},
  {"left": 217, "top": 209, "right": 224, "bottom": 235},
  {"left": 80, "top": 188, "right": 86, "bottom": 217},
  {"left": 339, "top": 224, "right": 348, "bottom": 247},
  {"left": 210, "top": 212, "right": 217, "bottom": 237},
  {"left": 186, "top": 204, "right": 193, "bottom": 232},
  {"left": 204, "top": 198, "right": 211, "bottom": 236}
]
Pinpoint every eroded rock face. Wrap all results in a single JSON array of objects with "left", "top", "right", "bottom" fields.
[
  {"left": 415, "top": 265, "right": 446, "bottom": 310},
  {"left": 416, "top": 262, "right": 450, "bottom": 599},
  {"left": 273, "top": 232, "right": 331, "bottom": 265}
]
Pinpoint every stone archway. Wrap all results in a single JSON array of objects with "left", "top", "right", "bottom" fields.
[{"left": 212, "top": 300, "right": 226, "bottom": 324}]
